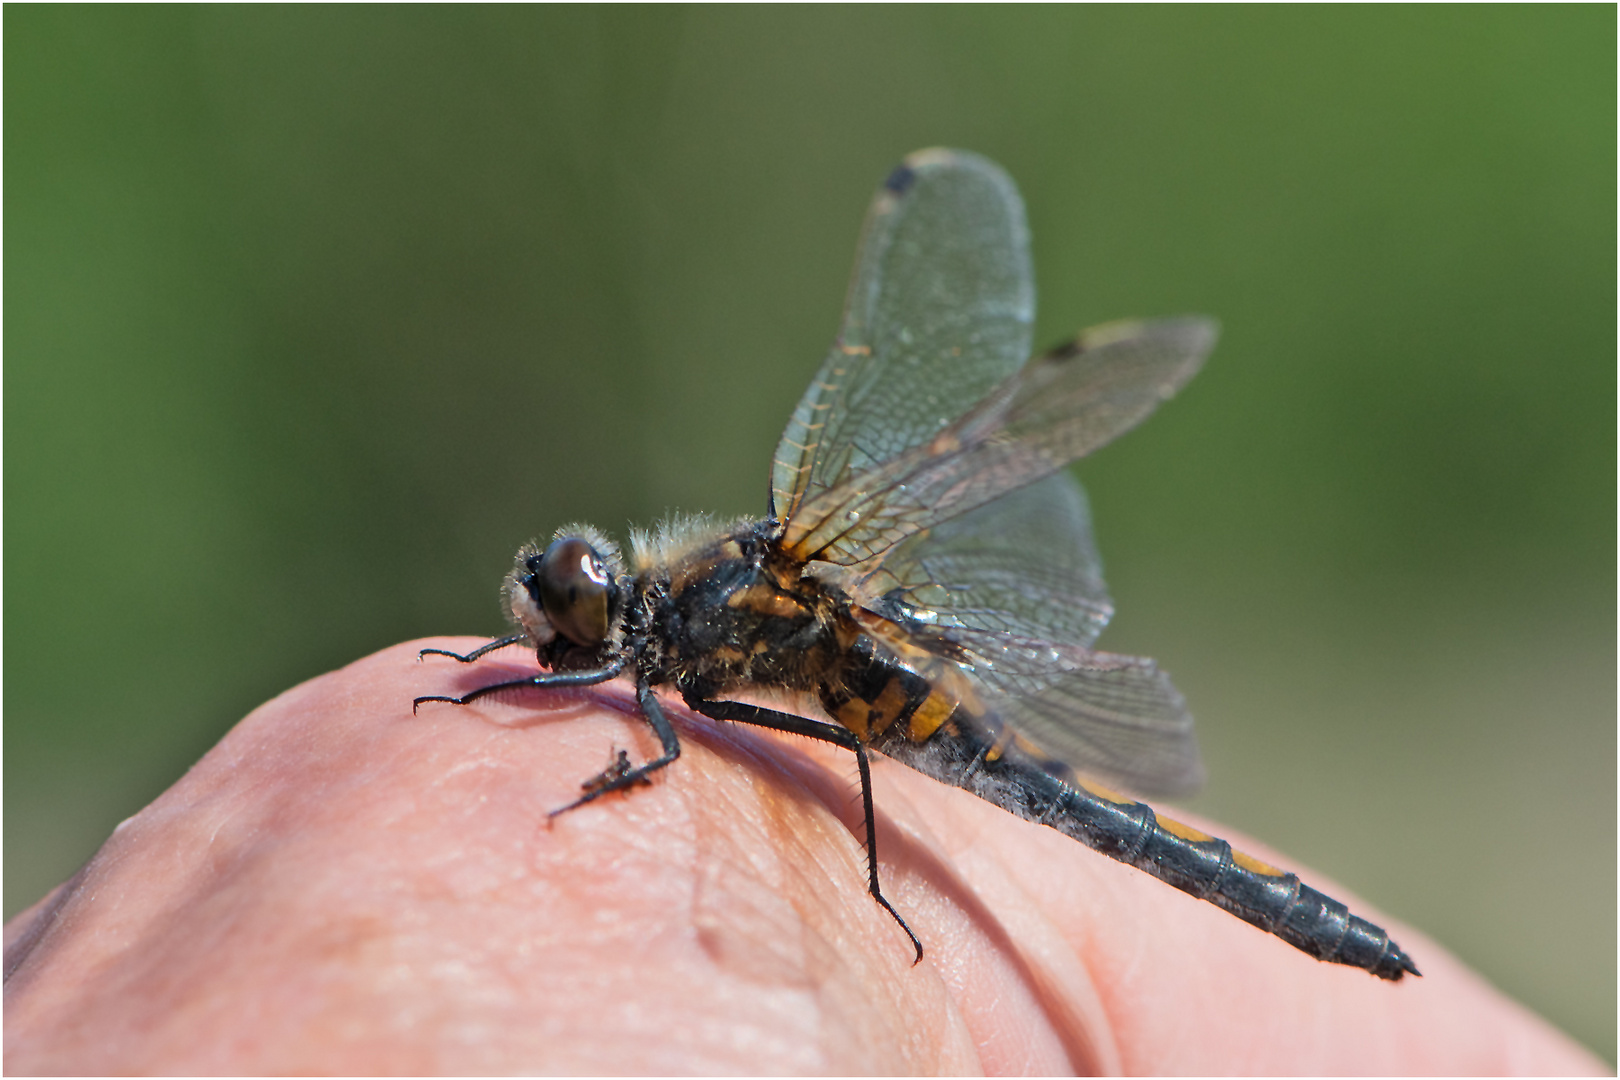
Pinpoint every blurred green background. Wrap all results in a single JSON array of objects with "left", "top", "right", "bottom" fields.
[{"left": 6, "top": 6, "right": 1612, "bottom": 1062}]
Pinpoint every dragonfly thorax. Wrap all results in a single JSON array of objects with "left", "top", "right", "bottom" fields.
[{"left": 636, "top": 519, "right": 849, "bottom": 696}]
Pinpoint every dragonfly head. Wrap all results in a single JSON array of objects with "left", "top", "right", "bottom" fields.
[{"left": 505, "top": 527, "right": 626, "bottom": 651}]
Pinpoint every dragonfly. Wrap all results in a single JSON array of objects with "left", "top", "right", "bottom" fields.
[{"left": 417, "top": 148, "right": 1419, "bottom": 981}]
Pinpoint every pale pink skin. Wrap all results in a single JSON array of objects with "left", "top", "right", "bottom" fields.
[{"left": 4, "top": 640, "right": 1605, "bottom": 1074}]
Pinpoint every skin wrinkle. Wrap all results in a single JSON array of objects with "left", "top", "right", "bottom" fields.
[
  {"left": 586, "top": 697, "right": 964, "bottom": 1072},
  {"left": 3, "top": 871, "right": 86, "bottom": 985},
  {"left": 692, "top": 722, "right": 1101, "bottom": 1072},
  {"left": 868, "top": 761, "right": 1106, "bottom": 1073}
]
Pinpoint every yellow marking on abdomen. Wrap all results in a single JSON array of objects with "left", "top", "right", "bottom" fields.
[
  {"left": 864, "top": 677, "right": 912, "bottom": 737},
  {"left": 1076, "top": 779, "right": 1140, "bottom": 806},
  {"left": 1231, "top": 849, "right": 1285, "bottom": 876},
  {"left": 1157, "top": 815, "right": 1214, "bottom": 843},
  {"left": 834, "top": 697, "right": 871, "bottom": 740},
  {"left": 907, "top": 690, "right": 956, "bottom": 742}
]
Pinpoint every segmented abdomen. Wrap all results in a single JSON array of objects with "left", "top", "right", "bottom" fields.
[{"left": 831, "top": 650, "right": 1418, "bottom": 980}]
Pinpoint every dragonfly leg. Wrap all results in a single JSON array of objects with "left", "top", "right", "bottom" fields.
[
  {"left": 418, "top": 633, "right": 530, "bottom": 663},
  {"left": 549, "top": 677, "right": 681, "bottom": 817},
  {"left": 684, "top": 693, "right": 924, "bottom": 964},
  {"left": 412, "top": 657, "right": 625, "bottom": 712}
]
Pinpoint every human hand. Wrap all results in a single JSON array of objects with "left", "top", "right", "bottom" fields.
[{"left": 4, "top": 640, "right": 1604, "bottom": 1073}]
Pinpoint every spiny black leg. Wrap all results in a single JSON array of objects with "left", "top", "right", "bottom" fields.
[
  {"left": 418, "top": 633, "right": 530, "bottom": 664},
  {"left": 686, "top": 695, "right": 924, "bottom": 964},
  {"left": 849, "top": 740, "right": 922, "bottom": 964},
  {"left": 413, "top": 658, "right": 625, "bottom": 713},
  {"left": 549, "top": 677, "right": 681, "bottom": 817}
]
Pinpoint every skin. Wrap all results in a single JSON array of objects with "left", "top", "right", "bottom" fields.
[{"left": 4, "top": 640, "right": 1605, "bottom": 1074}]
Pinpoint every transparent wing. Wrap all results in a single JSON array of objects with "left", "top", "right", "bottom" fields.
[
  {"left": 771, "top": 148, "right": 1035, "bottom": 522},
  {"left": 849, "top": 472, "right": 1203, "bottom": 796},
  {"left": 863, "top": 616, "right": 1204, "bottom": 797},
  {"left": 783, "top": 317, "right": 1215, "bottom": 567},
  {"left": 777, "top": 149, "right": 1212, "bottom": 793},
  {"left": 966, "top": 636, "right": 1202, "bottom": 797},
  {"left": 857, "top": 472, "right": 1115, "bottom": 651}
]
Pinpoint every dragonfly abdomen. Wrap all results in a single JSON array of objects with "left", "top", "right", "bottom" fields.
[
  {"left": 871, "top": 723, "right": 1419, "bottom": 980},
  {"left": 1053, "top": 778, "right": 1418, "bottom": 980}
]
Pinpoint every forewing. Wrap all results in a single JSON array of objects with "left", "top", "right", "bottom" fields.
[
  {"left": 856, "top": 472, "right": 1115, "bottom": 651},
  {"left": 784, "top": 317, "right": 1215, "bottom": 567},
  {"left": 771, "top": 149, "right": 1035, "bottom": 521}
]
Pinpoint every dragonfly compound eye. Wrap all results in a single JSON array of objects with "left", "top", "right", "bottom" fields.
[{"left": 535, "top": 536, "right": 616, "bottom": 647}]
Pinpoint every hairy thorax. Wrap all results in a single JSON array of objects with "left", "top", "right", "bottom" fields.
[{"left": 634, "top": 520, "right": 855, "bottom": 695}]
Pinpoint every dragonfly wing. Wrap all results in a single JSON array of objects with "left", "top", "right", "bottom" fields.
[
  {"left": 976, "top": 638, "right": 1203, "bottom": 798},
  {"left": 775, "top": 151, "right": 1211, "bottom": 795},
  {"left": 843, "top": 471, "right": 1202, "bottom": 796},
  {"left": 784, "top": 316, "right": 1215, "bottom": 566},
  {"left": 771, "top": 149, "right": 1035, "bottom": 521},
  {"left": 856, "top": 472, "right": 1115, "bottom": 651},
  {"left": 880, "top": 619, "right": 1203, "bottom": 797},
  {"left": 855, "top": 606, "right": 1203, "bottom": 797}
]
